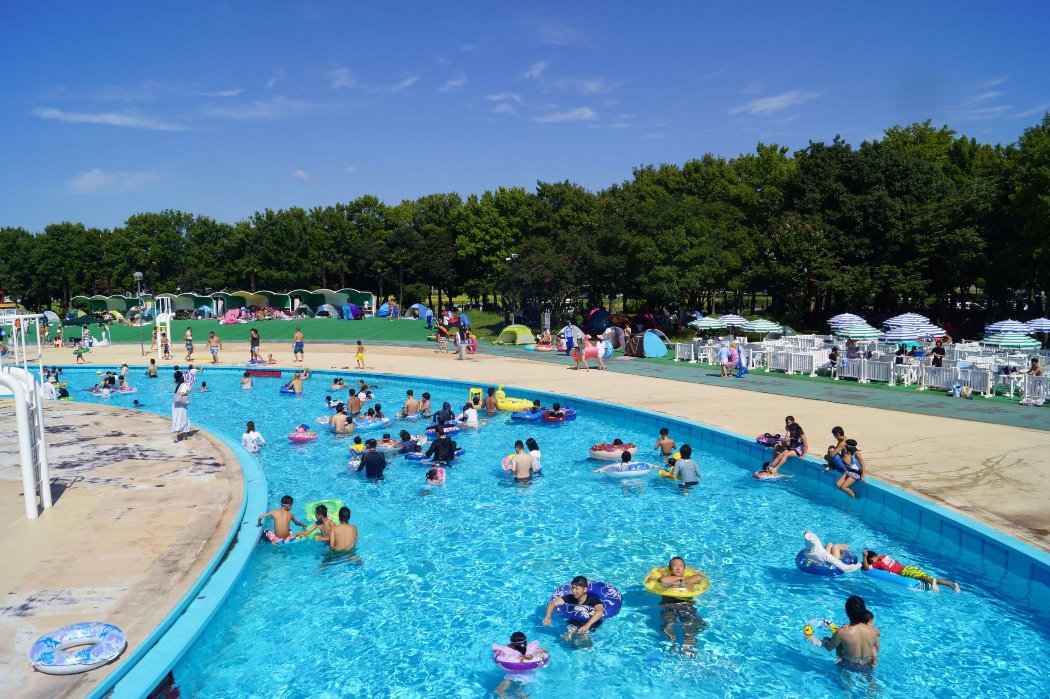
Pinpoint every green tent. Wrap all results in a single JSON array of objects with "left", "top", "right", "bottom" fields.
[{"left": 495, "top": 324, "right": 536, "bottom": 345}]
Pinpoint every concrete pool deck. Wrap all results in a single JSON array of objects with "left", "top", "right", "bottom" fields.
[
  {"left": 32, "top": 340, "right": 1050, "bottom": 554},
  {"left": 0, "top": 400, "right": 241, "bottom": 699}
]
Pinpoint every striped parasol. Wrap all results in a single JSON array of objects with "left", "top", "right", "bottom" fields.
[
  {"left": 688, "top": 316, "right": 728, "bottom": 330},
  {"left": 884, "top": 313, "right": 930, "bottom": 327},
  {"left": 741, "top": 318, "right": 783, "bottom": 334},
  {"left": 985, "top": 319, "right": 1033, "bottom": 334},
  {"left": 982, "top": 332, "right": 1041, "bottom": 349},
  {"left": 1026, "top": 318, "right": 1050, "bottom": 332},
  {"left": 718, "top": 314, "right": 747, "bottom": 327},
  {"left": 828, "top": 313, "right": 865, "bottom": 328},
  {"left": 880, "top": 326, "right": 920, "bottom": 342},
  {"left": 835, "top": 324, "right": 882, "bottom": 339}
]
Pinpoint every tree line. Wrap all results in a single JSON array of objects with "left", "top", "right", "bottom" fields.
[{"left": 2, "top": 116, "right": 1048, "bottom": 330}]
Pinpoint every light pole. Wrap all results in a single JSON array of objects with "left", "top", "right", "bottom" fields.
[
  {"left": 504, "top": 253, "right": 518, "bottom": 324},
  {"left": 133, "top": 271, "right": 144, "bottom": 356}
]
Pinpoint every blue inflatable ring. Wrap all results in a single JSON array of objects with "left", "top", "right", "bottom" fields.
[
  {"left": 28, "top": 622, "right": 126, "bottom": 675},
  {"left": 279, "top": 386, "right": 300, "bottom": 395},
  {"left": 550, "top": 581, "right": 622, "bottom": 622},
  {"left": 794, "top": 550, "right": 858, "bottom": 576},
  {"left": 511, "top": 409, "right": 547, "bottom": 421}
]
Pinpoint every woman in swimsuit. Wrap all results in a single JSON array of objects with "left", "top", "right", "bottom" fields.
[{"left": 835, "top": 440, "right": 866, "bottom": 498}]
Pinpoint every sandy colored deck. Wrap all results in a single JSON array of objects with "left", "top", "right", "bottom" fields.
[
  {"left": 35, "top": 340, "right": 1050, "bottom": 555},
  {"left": 0, "top": 400, "right": 242, "bottom": 698}
]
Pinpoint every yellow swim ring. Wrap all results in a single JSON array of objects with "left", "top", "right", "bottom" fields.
[{"left": 643, "top": 566, "right": 710, "bottom": 599}]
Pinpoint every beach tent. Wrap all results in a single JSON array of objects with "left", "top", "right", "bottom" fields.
[
  {"left": 495, "top": 324, "right": 536, "bottom": 345},
  {"left": 623, "top": 335, "right": 646, "bottom": 357},
  {"left": 642, "top": 329, "right": 670, "bottom": 357},
  {"left": 42, "top": 310, "right": 60, "bottom": 324},
  {"left": 342, "top": 303, "right": 364, "bottom": 320},
  {"left": 316, "top": 303, "right": 339, "bottom": 318},
  {"left": 377, "top": 302, "right": 392, "bottom": 318},
  {"left": 586, "top": 308, "right": 611, "bottom": 331},
  {"left": 631, "top": 312, "right": 658, "bottom": 332},
  {"left": 602, "top": 325, "right": 626, "bottom": 350},
  {"left": 195, "top": 305, "right": 215, "bottom": 318}
]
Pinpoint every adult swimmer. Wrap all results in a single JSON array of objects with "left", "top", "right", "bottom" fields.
[
  {"left": 655, "top": 556, "right": 708, "bottom": 656},
  {"left": 820, "top": 595, "right": 880, "bottom": 675},
  {"left": 543, "top": 575, "right": 604, "bottom": 639}
]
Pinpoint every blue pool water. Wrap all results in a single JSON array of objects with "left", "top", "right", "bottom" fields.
[{"left": 66, "top": 367, "right": 1050, "bottom": 698}]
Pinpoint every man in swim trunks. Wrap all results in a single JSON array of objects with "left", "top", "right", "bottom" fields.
[
  {"left": 293, "top": 327, "right": 305, "bottom": 362},
  {"left": 822, "top": 595, "right": 880, "bottom": 672},
  {"left": 657, "top": 556, "right": 707, "bottom": 655},
  {"left": 329, "top": 408, "right": 352, "bottom": 435},
  {"left": 401, "top": 389, "right": 420, "bottom": 417},
  {"left": 482, "top": 387, "right": 498, "bottom": 416},
  {"left": 257, "top": 495, "right": 306, "bottom": 542},
  {"left": 207, "top": 331, "right": 223, "bottom": 364},
  {"left": 510, "top": 440, "right": 536, "bottom": 484},
  {"left": 671, "top": 444, "right": 701, "bottom": 493},
  {"left": 184, "top": 328, "right": 194, "bottom": 360},
  {"left": 862, "top": 550, "right": 960, "bottom": 592},
  {"left": 347, "top": 389, "right": 362, "bottom": 418},
  {"left": 327, "top": 506, "right": 358, "bottom": 551},
  {"left": 249, "top": 328, "right": 261, "bottom": 361},
  {"left": 543, "top": 576, "right": 604, "bottom": 638}
]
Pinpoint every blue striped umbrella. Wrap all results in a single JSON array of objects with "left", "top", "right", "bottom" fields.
[
  {"left": 828, "top": 313, "right": 864, "bottom": 328},
  {"left": 1026, "top": 318, "right": 1050, "bottom": 332},
  {"left": 884, "top": 313, "right": 930, "bottom": 327},
  {"left": 718, "top": 314, "right": 747, "bottom": 327},
  {"left": 880, "top": 326, "right": 920, "bottom": 341},
  {"left": 985, "top": 319, "right": 1033, "bottom": 334}
]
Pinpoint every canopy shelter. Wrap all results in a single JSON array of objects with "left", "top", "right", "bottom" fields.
[
  {"left": 211, "top": 292, "right": 246, "bottom": 311},
  {"left": 251, "top": 290, "right": 291, "bottom": 310},
  {"left": 179, "top": 293, "right": 213, "bottom": 311},
  {"left": 154, "top": 293, "right": 193, "bottom": 312},
  {"left": 338, "top": 288, "right": 376, "bottom": 314},
  {"left": 232, "top": 291, "right": 270, "bottom": 308},
  {"left": 106, "top": 295, "right": 139, "bottom": 313},
  {"left": 313, "top": 288, "right": 350, "bottom": 307},
  {"left": 288, "top": 289, "right": 327, "bottom": 312},
  {"left": 71, "top": 295, "right": 110, "bottom": 314},
  {"left": 495, "top": 324, "right": 535, "bottom": 345}
]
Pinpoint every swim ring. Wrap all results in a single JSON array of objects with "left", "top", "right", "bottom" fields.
[
  {"left": 589, "top": 443, "right": 637, "bottom": 460},
  {"left": 541, "top": 408, "right": 576, "bottom": 423},
  {"left": 642, "top": 566, "right": 711, "bottom": 599},
  {"left": 355, "top": 417, "right": 391, "bottom": 431},
  {"left": 425, "top": 423, "right": 460, "bottom": 437},
  {"left": 288, "top": 427, "right": 318, "bottom": 443},
  {"left": 491, "top": 643, "right": 550, "bottom": 674},
  {"left": 803, "top": 618, "right": 838, "bottom": 646},
  {"left": 279, "top": 386, "right": 300, "bottom": 395},
  {"left": 405, "top": 452, "right": 429, "bottom": 461},
  {"left": 349, "top": 443, "right": 366, "bottom": 454},
  {"left": 495, "top": 385, "right": 532, "bottom": 412},
  {"left": 794, "top": 550, "right": 858, "bottom": 576},
  {"left": 511, "top": 409, "right": 547, "bottom": 421},
  {"left": 28, "top": 622, "right": 126, "bottom": 675},
  {"left": 603, "top": 461, "right": 655, "bottom": 478},
  {"left": 549, "top": 581, "right": 622, "bottom": 623},
  {"left": 533, "top": 344, "right": 554, "bottom": 352}
]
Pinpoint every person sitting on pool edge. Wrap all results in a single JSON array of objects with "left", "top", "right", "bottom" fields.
[
  {"left": 257, "top": 495, "right": 307, "bottom": 543},
  {"left": 656, "top": 556, "right": 708, "bottom": 656},
  {"left": 862, "top": 549, "right": 960, "bottom": 592},
  {"left": 821, "top": 595, "right": 880, "bottom": 672},
  {"left": 543, "top": 576, "right": 604, "bottom": 638}
]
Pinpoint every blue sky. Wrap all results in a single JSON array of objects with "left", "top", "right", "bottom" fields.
[{"left": 2, "top": 1, "right": 1048, "bottom": 232}]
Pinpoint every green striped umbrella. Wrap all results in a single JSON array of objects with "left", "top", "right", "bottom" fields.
[
  {"left": 835, "top": 324, "right": 882, "bottom": 339},
  {"left": 688, "top": 317, "right": 728, "bottom": 330},
  {"left": 981, "top": 332, "right": 1041, "bottom": 349},
  {"left": 741, "top": 318, "right": 783, "bottom": 334}
]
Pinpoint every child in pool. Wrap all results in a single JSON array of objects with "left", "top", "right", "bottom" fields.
[
  {"left": 426, "top": 467, "right": 446, "bottom": 485},
  {"left": 493, "top": 631, "right": 548, "bottom": 697}
]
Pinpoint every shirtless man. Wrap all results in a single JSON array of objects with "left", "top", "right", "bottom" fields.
[
  {"left": 293, "top": 327, "right": 305, "bottom": 363},
  {"left": 289, "top": 372, "right": 304, "bottom": 394},
  {"left": 347, "top": 389, "right": 362, "bottom": 418},
  {"left": 207, "top": 331, "right": 223, "bottom": 364},
  {"left": 482, "top": 387, "right": 499, "bottom": 416},
  {"left": 822, "top": 595, "right": 880, "bottom": 673},
  {"left": 300, "top": 504, "right": 336, "bottom": 542},
  {"left": 327, "top": 506, "right": 359, "bottom": 551},
  {"left": 510, "top": 440, "right": 536, "bottom": 484},
  {"left": 824, "top": 426, "right": 849, "bottom": 473},
  {"left": 656, "top": 556, "right": 708, "bottom": 655},
  {"left": 655, "top": 427, "right": 676, "bottom": 461},
  {"left": 329, "top": 408, "right": 352, "bottom": 435},
  {"left": 401, "top": 390, "right": 419, "bottom": 417},
  {"left": 256, "top": 495, "right": 306, "bottom": 542}
]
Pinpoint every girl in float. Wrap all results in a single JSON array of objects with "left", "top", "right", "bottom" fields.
[
  {"left": 425, "top": 466, "right": 446, "bottom": 486},
  {"left": 492, "top": 631, "right": 549, "bottom": 695}
]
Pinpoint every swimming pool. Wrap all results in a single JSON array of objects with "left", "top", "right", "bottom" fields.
[{"left": 65, "top": 366, "right": 1050, "bottom": 698}]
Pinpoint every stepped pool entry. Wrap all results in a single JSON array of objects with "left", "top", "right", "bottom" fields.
[{"left": 64, "top": 367, "right": 1049, "bottom": 698}]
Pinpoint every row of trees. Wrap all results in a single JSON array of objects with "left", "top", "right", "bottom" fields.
[{"left": 2, "top": 116, "right": 1048, "bottom": 329}]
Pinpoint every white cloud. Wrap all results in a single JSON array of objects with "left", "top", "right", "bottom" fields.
[
  {"left": 293, "top": 170, "right": 311, "bottom": 181},
  {"left": 201, "top": 96, "right": 309, "bottom": 120},
  {"left": 491, "top": 102, "right": 516, "bottom": 115},
  {"left": 439, "top": 75, "right": 467, "bottom": 92},
  {"left": 974, "top": 77, "right": 1007, "bottom": 89},
  {"left": 69, "top": 168, "right": 160, "bottom": 195},
  {"left": 390, "top": 74, "right": 419, "bottom": 92},
  {"left": 523, "top": 61, "right": 549, "bottom": 80},
  {"left": 33, "top": 107, "right": 187, "bottom": 131},
  {"left": 329, "top": 66, "right": 358, "bottom": 90},
  {"left": 345, "top": 165, "right": 359, "bottom": 173},
  {"left": 194, "top": 89, "right": 244, "bottom": 98},
  {"left": 730, "top": 90, "right": 822, "bottom": 116},
  {"left": 533, "top": 106, "right": 596, "bottom": 123},
  {"left": 532, "top": 20, "right": 584, "bottom": 46},
  {"left": 1014, "top": 104, "right": 1050, "bottom": 119},
  {"left": 265, "top": 69, "right": 286, "bottom": 89},
  {"left": 487, "top": 93, "right": 524, "bottom": 104},
  {"left": 642, "top": 132, "right": 664, "bottom": 140}
]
